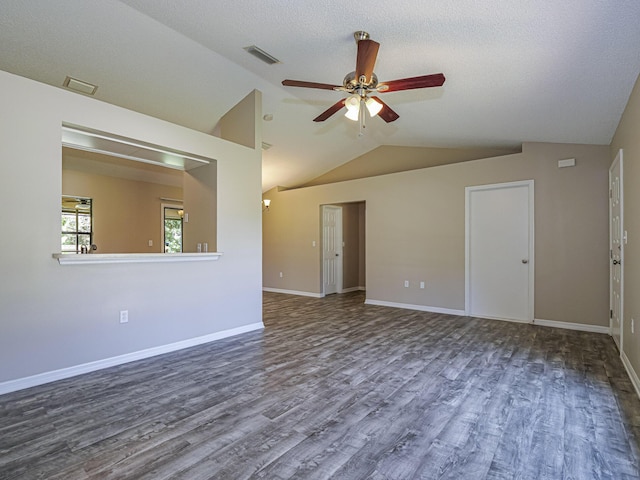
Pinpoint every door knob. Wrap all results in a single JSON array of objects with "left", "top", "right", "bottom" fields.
[
  {"left": 522, "top": 259, "right": 528, "bottom": 264},
  {"left": 613, "top": 259, "right": 621, "bottom": 265}
]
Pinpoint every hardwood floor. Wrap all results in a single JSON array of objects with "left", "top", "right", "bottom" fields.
[{"left": 1, "top": 291, "right": 639, "bottom": 479}]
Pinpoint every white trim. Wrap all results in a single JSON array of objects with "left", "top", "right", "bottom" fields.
[
  {"left": 340, "top": 286, "right": 366, "bottom": 293},
  {"left": 471, "top": 314, "right": 530, "bottom": 324},
  {"left": 262, "top": 287, "right": 323, "bottom": 298},
  {"left": 465, "top": 180, "right": 535, "bottom": 321},
  {"left": 0, "top": 322, "right": 264, "bottom": 396},
  {"left": 364, "top": 299, "right": 465, "bottom": 316},
  {"left": 53, "top": 252, "right": 222, "bottom": 265},
  {"left": 533, "top": 318, "right": 610, "bottom": 334},
  {"left": 621, "top": 351, "right": 640, "bottom": 400}
]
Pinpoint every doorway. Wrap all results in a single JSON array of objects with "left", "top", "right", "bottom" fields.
[
  {"left": 609, "top": 149, "right": 624, "bottom": 350},
  {"left": 321, "top": 202, "right": 366, "bottom": 296},
  {"left": 465, "top": 180, "right": 534, "bottom": 321}
]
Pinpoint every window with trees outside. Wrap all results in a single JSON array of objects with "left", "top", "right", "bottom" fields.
[
  {"left": 164, "top": 206, "right": 183, "bottom": 253},
  {"left": 61, "top": 196, "right": 92, "bottom": 253}
]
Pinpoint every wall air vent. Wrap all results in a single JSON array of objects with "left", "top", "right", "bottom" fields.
[
  {"left": 261, "top": 142, "right": 273, "bottom": 151},
  {"left": 244, "top": 45, "right": 281, "bottom": 65}
]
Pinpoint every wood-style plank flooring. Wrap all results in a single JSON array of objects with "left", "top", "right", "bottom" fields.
[{"left": 1, "top": 292, "right": 639, "bottom": 479}]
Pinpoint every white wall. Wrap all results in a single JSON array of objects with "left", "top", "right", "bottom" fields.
[{"left": 0, "top": 70, "right": 263, "bottom": 389}]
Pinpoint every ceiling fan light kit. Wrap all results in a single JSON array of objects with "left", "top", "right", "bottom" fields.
[
  {"left": 365, "top": 97, "right": 383, "bottom": 117},
  {"left": 282, "top": 31, "right": 445, "bottom": 135}
]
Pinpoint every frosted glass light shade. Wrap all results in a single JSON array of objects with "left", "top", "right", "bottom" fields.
[
  {"left": 344, "top": 94, "right": 360, "bottom": 111},
  {"left": 365, "top": 97, "right": 383, "bottom": 117},
  {"left": 344, "top": 108, "right": 360, "bottom": 121}
]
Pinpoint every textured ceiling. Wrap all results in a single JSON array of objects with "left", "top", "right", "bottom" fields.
[{"left": 1, "top": 1, "right": 639, "bottom": 191}]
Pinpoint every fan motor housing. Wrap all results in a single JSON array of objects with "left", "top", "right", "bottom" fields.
[{"left": 343, "top": 71, "right": 378, "bottom": 90}]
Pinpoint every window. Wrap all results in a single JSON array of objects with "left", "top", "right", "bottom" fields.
[
  {"left": 61, "top": 196, "right": 92, "bottom": 253},
  {"left": 61, "top": 125, "right": 216, "bottom": 254},
  {"left": 164, "top": 206, "right": 183, "bottom": 253}
]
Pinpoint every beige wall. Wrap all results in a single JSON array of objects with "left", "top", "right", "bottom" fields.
[
  {"left": 303, "top": 145, "right": 521, "bottom": 187},
  {"left": 611, "top": 72, "right": 640, "bottom": 388},
  {"left": 263, "top": 142, "right": 610, "bottom": 327},
  {"left": 62, "top": 169, "right": 183, "bottom": 253},
  {"left": 183, "top": 161, "right": 217, "bottom": 252},
  {"left": 216, "top": 90, "right": 260, "bottom": 149},
  {"left": 358, "top": 202, "right": 366, "bottom": 287}
]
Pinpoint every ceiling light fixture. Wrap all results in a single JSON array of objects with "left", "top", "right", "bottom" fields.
[
  {"left": 365, "top": 97, "right": 383, "bottom": 117},
  {"left": 344, "top": 94, "right": 360, "bottom": 121},
  {"left": 344, "top": 92, "right": 383, "bottom": 135}
]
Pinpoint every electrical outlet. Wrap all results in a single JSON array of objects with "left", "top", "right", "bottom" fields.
[
  {"left": 279, "top": 272, "right": 283, "bottom": 278},
  {"left": 119, "top": 310, "right": 129, "bottom": 324},
  {"left": 148, "top": 240, "right": 153, "bottom": 247},
  {"left": 404, "top": 280, "right": 409, "bottom": 288},
  {"left": 420, "top": 281, "right": 425, "bottom": 289}
]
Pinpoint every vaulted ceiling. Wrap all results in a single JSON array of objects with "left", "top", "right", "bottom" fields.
[{"left": 1, "top": 1, "right": 639, "bottom": 191}]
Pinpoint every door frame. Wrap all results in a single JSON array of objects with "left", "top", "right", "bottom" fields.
[
  {"left": 464, "top": 180, "right": 535, "bottom": 321},
  {"left": 609, "top": 149, "right": 624, "bottom": 349}
]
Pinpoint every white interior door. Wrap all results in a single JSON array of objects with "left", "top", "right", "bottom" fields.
[
  {"left": 466, "top": 181, "right": 534, "bottom": 322},
  {"left": 610, "top": 149, "right": 624, "bottom": 350},
  {"left": 322, "top": 205, "right": 343, "bottom": 295}
]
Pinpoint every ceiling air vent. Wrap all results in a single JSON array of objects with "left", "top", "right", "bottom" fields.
[
  {"left": 244, "top": 45, "right": 281, "bottom": 65},
  {"left": 63, "top": 76, "right": 98, "bottom": 95}
]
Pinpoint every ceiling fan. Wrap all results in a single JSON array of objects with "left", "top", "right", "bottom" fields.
[{"left": 282, "top": 31, "right": 445, "bottom": 132}]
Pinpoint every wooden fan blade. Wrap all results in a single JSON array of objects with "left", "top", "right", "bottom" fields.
[
  {"left": 355, "top": 39, "right": 380, "bottom": 84},
  {"left": 378, "top": 73, "right": 445, "bottom": 93},
  {"left": 282, "top": 79, "right": 341, "bottom": 90},
  {"left": 313, "top": 99, "right": 346, "bottom": 122},
  {"left": 370, "top": 96, "right": 399, "bottom": 123}
]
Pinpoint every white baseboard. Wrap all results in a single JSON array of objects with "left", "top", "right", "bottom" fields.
[
  {"left": 621, "top": 351, "right": 640, "bottom": 401},
  {"left": 465, "top": 313, "right": 530, "bottom": 324},
  {"left": 533, "top": 318, "right": 610, "bottom": 334},
  {"left": 263, "top": 287, "right": 323, "bottom": 298},
  {"left": 0, "top": 322, "right": 264, "bottom": 396},
  {"left": 364, "top": 299, "right": 465, "bottom": 316},
  {"left": 340, "top": 286, "right": 366, "bottom": 293}
]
